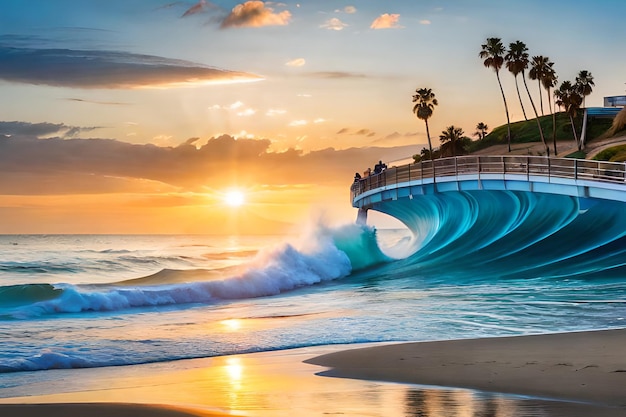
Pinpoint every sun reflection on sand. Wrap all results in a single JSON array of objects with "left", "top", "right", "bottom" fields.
[
  {"left": 0, "top": 348, "right": 614, "bottom": 416},
  {"left": 223, "top": 357, "right": 244, "bottom": 409},
  {"left": 221, "top": 319, "right": 242, "bottom": 331}
]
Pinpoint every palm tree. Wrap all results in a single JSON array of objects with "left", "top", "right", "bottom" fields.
[
  {"left": 525, "top": 55, "right": 550, "bottom": 156},
  {"left": 474, "top": 122, "right": 489, "bottom": 140},
  {"left": 554, "top": 80, "right": 583, "bottom": 150},
  {"left": 541, "top": 68, "right": 559, "bottom": 155},
  {"left": 529, "top": 55, "right": 551, "bottom": 115},
  {"left": 505, "top": 41, "right": 529, "bottom": 121},
  {"left": 439, "top": 125, "right": 465, "bottom": 157},
  {"left": 479, "top": 37, "right": 511, "bottom": 152},
  {"left": 575, "top": 70, "right": 594, "bottom": 108},
  {"left": 412, "top": 88, "right": 438, "bottom": 158},
  {"left": 412, "top": 88, "right": 438, "bottom": 183}
]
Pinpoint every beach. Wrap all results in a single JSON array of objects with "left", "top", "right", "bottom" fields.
[
  {"left": 308, "top": 328, "right": 626, "bottom": 410},
  {"left": 1, "top": 329, "right": 625, "bottom": 417}
]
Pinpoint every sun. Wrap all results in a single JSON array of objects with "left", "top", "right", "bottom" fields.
[{"left": 224, "top": 189, "right": 246, "bottom": 207}]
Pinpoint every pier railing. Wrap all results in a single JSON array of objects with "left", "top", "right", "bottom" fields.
[{"left": 351, "top": 155, "right": 626, "bottom": 202}]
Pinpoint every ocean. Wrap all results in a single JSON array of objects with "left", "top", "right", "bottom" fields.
[
  {"left": 2, "top": 225, "right": 625, "bottom": 374},
  {"left": 0, "top": 223, "right": 625, "bottom": 408}
]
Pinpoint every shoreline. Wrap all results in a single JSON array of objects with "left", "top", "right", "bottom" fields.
[
  {"left": 1, "top": 329, "right": 625, "bottom": 416},
  {"left": 0, "top": 403, "right": 230, "bottom": 417},
  {"left": 306, "top": 328, "right": 626, "bottom": 408}
]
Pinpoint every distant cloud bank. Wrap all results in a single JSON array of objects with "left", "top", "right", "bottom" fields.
[
  {"left": 0, "top": 124, "right": 415, "bottom": 194},
  {"left": 0, "top": 46, "right": 262, "bottom": 89}
]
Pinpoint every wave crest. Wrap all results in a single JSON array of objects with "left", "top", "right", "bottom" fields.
[{"left": 1, "top": 223, "right": 386, "bottom": 319}]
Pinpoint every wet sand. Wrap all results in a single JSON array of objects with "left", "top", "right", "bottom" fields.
[
  {"left": 0, "top": 403, "right": 229, "bottom": 417},
  {"left": 1, "top": 330, "right": 625, "bottom": 416},
  {"left": 307, "top": 328, "right": 626, "bottom": 407}
]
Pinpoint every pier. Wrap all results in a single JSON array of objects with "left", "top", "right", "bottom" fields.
[{"left": 351, "top": 156, "right": 626, "bottom": 211}]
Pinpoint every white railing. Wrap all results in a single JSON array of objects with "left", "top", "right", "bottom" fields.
[{"left": 350, "top": 156, "right": 626, "bottom": 202}]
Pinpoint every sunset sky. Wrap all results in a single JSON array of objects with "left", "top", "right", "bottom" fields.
[{"left": 1, "top": 0, "right": 625, "bottom": 234}]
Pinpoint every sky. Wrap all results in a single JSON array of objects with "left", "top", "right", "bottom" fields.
[{"left": 1, "top": 0, "right": 625, "bottom": 234}]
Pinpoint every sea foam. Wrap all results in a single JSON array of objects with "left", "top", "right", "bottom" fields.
[{"left": 2, "top": 223, "right": 372, "bottom": 318}]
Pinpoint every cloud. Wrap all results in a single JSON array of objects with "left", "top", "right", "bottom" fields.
[
  {"left": 336, "top": 128, "right": 375, "bottom": 136},
  {"left": 320, "top": 18, "right": 348, "bottom": 31},
  {"left": 0, "top": 128, "right": 416, "bottom": 194},
  {"left": 266, "top": 109, "right": 286, "bottom": 116},
  {"left": 237, "top": 108, "right": 257, "bottom": 116},
  {"left": 370, "top": 131, "right": 423, "bottom": 146},
  {"left": 288, "top": 120, "right": 307, "bottom": 127},
  {"left": 0, "top": 121, "right": 99, "bottom": 138},
  {"left": 420, "top": 19, "right": 431, "bottom": 25},
  {"left": 184, "top": 137, "right": 201, "bottom": 146},
  {"left": 307, "top": 71, "right": 366, "bottom": 79},
  {"left": 181, "top": 0, "right": 219, "bottom": 17},
  {"left": 285, "top": 58, "right": 306, "bottom": 67},
  {"left": 0, "top": 46, "right": 262, "bottom": 89},
  {"left": 334, "top": 6, "right": 356, "bottom": 14},
  {"left": 209, "top": 101, "right": 257, "bottom": 116},
  {"left": 66, "top": 98, "right": 130, "bottom": 106},
  {"left": 313, "top": 118, "right": 327, "bottom": 124},
  {"left": 208, "top": 101, "right": 246, "bottom": 111},
  {"left": 370, "top": 13, "right": 402, "bottom": 29},
  {"left": 221, "top": 1, "right": 291, "bottom": 28}
]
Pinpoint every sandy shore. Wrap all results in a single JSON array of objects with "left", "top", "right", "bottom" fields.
[
  {"left": 1, "top": 330, "right": 625, "bottom": 416},
  {"left": 307, "top": 328, "right": 626, "bottom": 407}
]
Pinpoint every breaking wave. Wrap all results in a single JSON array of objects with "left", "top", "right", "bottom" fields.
[{"left": 0, "top": 224, "right": 386, "bottom": 319}]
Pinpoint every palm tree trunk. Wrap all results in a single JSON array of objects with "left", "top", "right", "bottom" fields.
[
  {"left": 537, "top": 80, "right": 544, "bottom": 116},
  {"left": 514, "top": 75, "right": 528, "bottom": 120},
  {"left": 495, "top": 70, "right": 512, "bottom": 152},
  {"left": 549, "top": 87, "right": 557, "bottom": 155},
  {"left": 569, "top": 113, "right": 579, "bottom": 147},
  {"left": 425, "top": 120, "right": 433, "bottom": 159},
  {"left": 425, "top": 119, "right": 436, "bottom": 185},
  {"left": 522, "top": 72, "right": 549, "bottom": 156}
]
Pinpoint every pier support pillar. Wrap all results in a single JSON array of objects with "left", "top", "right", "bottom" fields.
[{"left": 356, "top": 208, "right": 368, "bottom": 225}]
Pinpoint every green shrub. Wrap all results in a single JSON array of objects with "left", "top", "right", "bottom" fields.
[
  {"left": 593, "top": 144, "right": 626, "bottom": 161},
  {"left": 564, "top": 150, "right": 586, "bottom": 159}
]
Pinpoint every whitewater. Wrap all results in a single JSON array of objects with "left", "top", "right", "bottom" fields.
[{"left": 1, "top": 208, "right": 625, "bottom": 382}]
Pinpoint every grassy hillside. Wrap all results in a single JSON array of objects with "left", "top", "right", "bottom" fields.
[
  {"left": 468, "top": 112, "right": 613, "bottom": 153},
  {"left": 593, "top": 145, "right": 626, "bottom": 162}
]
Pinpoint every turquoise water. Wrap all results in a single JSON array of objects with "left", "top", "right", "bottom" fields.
[{"left": 1, "top": 215, "right": 624, "bottom": 379}]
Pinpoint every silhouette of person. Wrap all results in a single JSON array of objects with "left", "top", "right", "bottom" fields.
[{"left": 374, "top": 160, "right": 387, "bottom": 174}]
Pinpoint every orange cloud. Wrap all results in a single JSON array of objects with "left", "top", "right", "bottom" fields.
[
  {"left": 370, "top": 13, "right": 402, "bottom": 29},
  {"left": 221, "top": 1, "right": 291, "bottom": 28},
  {"left": 0, "top": 129, "right": 418, "bottom": 233},
  {"left": 0, "top": 130, "right": 415, "bottom": 195}
]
